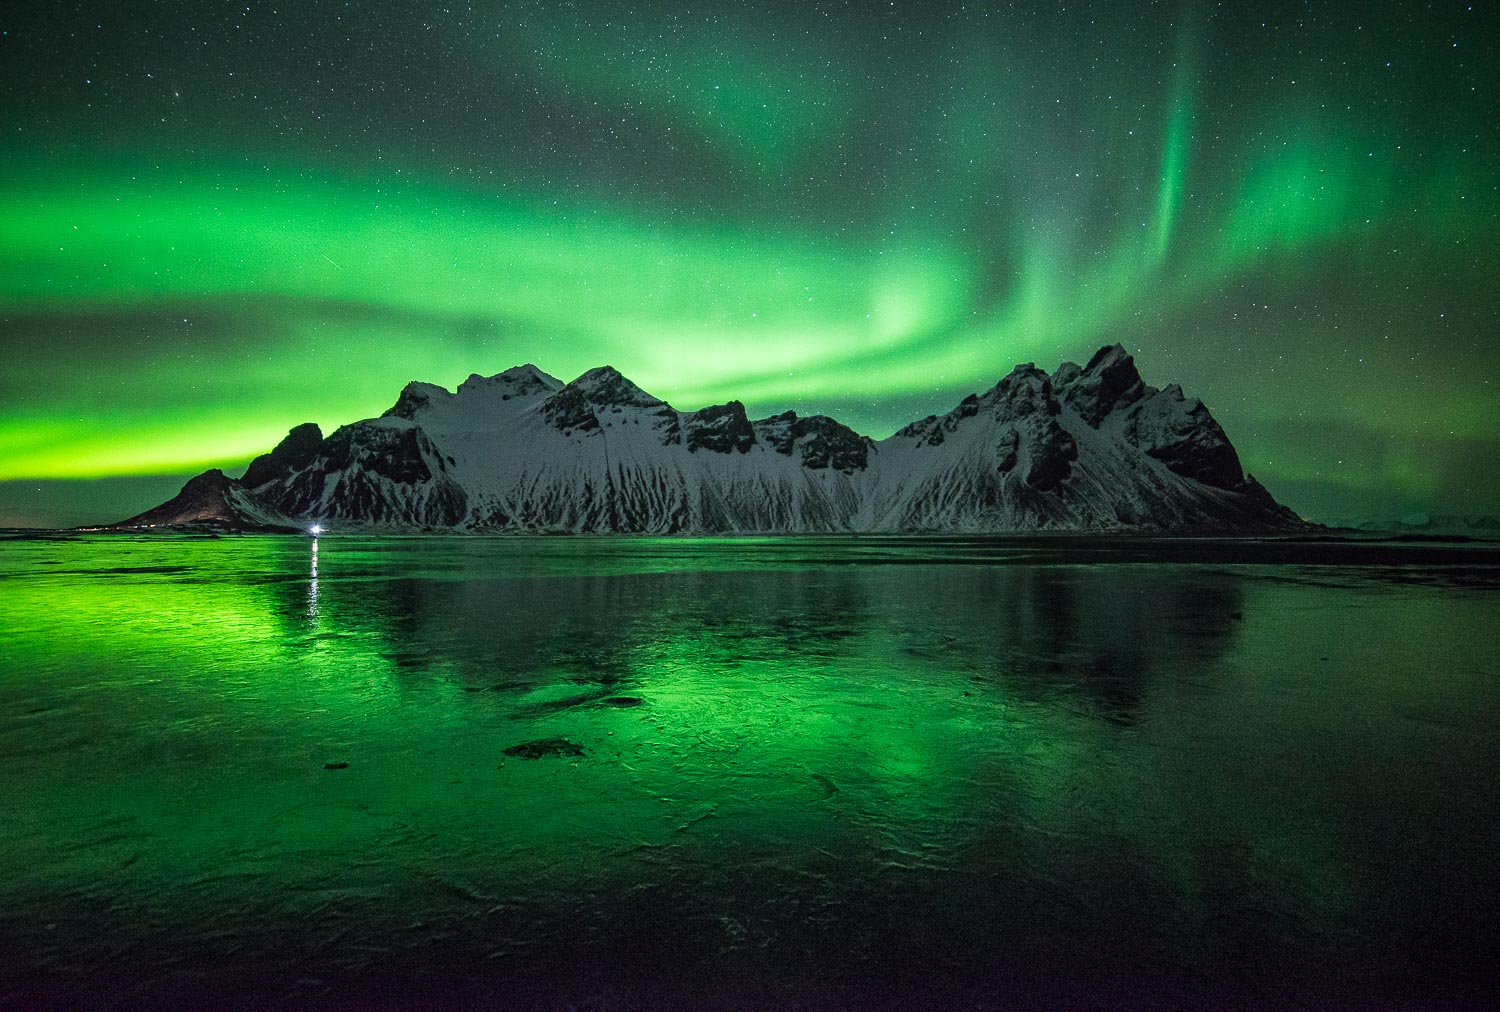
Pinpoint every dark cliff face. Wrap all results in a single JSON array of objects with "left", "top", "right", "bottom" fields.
[
  {"left": 988, "top": 366, "right": 1077, "bottom": 491},
  {"left": 542, "top": 386, "right": 604, "bottom": 433},
  {"left": 987, "top": 363, "right": 1060, "bottom": 419},
  {"left": 681, "top": 402, "right": 757, "bottom": 454},
  {"left": 751, "top": 411, "right": 871, "bottom": 472},
  {"left": 238, "top": 421, "right": 443, "bottom": 493},
  {"left": 902, "top": 364, "right": 1077, "bottom": 493},
  {"left": 242, "top": 423, "right": 324, "bottom": 489},
  {"left": 1026, "top": 425, "right": 1079, "bottom": 492},
  {"left": 256, "top": 422, "right": 467, "bottom": 527},
  {"left": 322, "top": 425, "right": 434, "bottom": 484},
  {"left": 384, "top": 383, "right": 437, "bottom": 421},
  {"left": 1055, "top": 344, "right": 1147, "bottom": 427},
  {"left": 798, "top": 418, "right": 871, "bottom": 472},
  {"left": 1126, "top": 389, "right": 1247, "bottom": 491}
]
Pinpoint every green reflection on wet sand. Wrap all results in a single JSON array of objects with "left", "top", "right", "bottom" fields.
[{"left": 1, "top": 536, "right": 1496, "bottom": 1007}]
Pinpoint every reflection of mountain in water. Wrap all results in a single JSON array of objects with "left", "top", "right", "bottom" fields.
[
  {"left": 950, "top": 567, "right": 1246, "bottom": 722},
  {"left": 274, "top": 550, "right": 1245, "bottom": 726}
]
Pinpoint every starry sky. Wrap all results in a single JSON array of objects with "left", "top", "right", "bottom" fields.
[{"left": 0, "top": 0, "right": 1495, "bottom": 527}]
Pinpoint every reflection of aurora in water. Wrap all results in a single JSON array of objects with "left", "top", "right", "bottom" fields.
[{"left": 1, "top": 536, "right": 1498, "bottom": 1007}]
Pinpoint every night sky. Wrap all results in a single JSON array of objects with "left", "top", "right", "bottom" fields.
[{"left": 1, "top": 1, "right": 1495, "bottom": 527}]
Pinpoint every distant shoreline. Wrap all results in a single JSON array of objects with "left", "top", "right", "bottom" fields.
[{"left": 4, "top": 528, "right": 1498, "bottom": 574}]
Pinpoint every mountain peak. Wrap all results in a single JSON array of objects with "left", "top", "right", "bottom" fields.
[
  {"left": 982, "top": 361, "right": 1060, "bottom": 420},
  {"left": 242, "top": 422, "right": 324, "bottom": 488},
  {"left": 384, "top": 380, "right": 452, "bottom": 420},
  {"left": 456, "top": 363, "right": 562, "bottom": 397},
  {"left": 1084, "top": 343, "right": 1131, "bottom": 371},
  {"left": 543, "top": 365, "right": 667, "bottom": 433},
  {"left": 109, "top": 468, "right": 290, "bottom": 531},
  {"left": 501, "top": 363, "right": 556, "bottom": 382},
  {"left": 1058, "top": 343, "right": 1146, "bottom": 426},
  {"left": 562, "top": 366, "right": 663, "bottom": 407}
]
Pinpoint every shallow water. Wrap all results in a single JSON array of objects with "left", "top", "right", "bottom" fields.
[{"left": 1, "top": 535, "right": 1497, "bottom": 1009}]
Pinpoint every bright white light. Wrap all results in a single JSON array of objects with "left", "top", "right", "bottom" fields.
[{"left": 309, "top": 524, "right": 324, "bottom": 536}]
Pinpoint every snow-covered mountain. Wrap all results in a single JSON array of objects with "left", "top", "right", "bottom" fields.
[
  {"left": 1343, "top": 513, "right": 1500, "bottom": 540},
  {"left": 111, "top": 346, "right": 1304, "bottom": 533}
]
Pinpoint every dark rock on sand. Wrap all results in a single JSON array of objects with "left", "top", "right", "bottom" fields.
[{"left": 502, "top": 737, "right": 585, "bottom": 759}]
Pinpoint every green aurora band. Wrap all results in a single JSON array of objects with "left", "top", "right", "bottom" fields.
[{"left": 0, "top": 1, "right": 1495, "bottom": 523}]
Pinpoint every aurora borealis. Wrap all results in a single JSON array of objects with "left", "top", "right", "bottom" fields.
[{"left": 0, "top": 1, "right": 1495, "bottom": 526}]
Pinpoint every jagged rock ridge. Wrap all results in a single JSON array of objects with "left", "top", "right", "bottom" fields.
[{"left": 111, "top": 346, "right": 1303, "bottom": 533}]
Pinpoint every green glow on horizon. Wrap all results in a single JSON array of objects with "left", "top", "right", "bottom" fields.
[{"left": 0, "top": 134, "right": 1485, "bottom": 489}]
